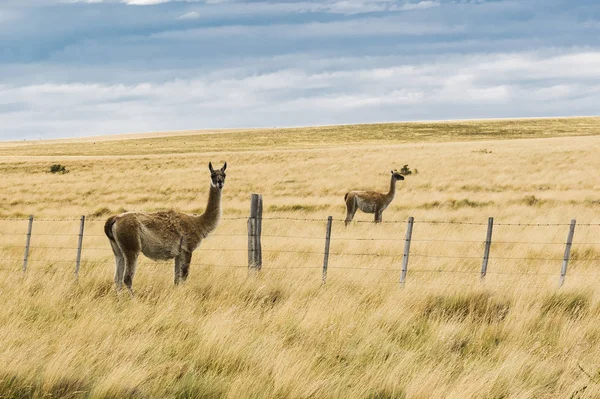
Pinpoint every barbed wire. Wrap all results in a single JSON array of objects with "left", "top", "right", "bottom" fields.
[
  {"left": 20, "top": 233, "right": 80, "bottom": 237},
  {"left": 262, "top": 265, "right": 319, "bottom": 270},
  {"left": 2, "top": 215, "right": 600, "bottom": 225},
  {"left": 197, "top": 263, "right": 248, "bottom": 269},
  {"left": 331, "top": 237, "right": 405, "bottom": 242},
  {"left": 1, "top": 258, "right": 77, "bottom": 263},
  {"left": 263, "top": 249, "right": 322, "bottom": 255},
  {"left": 408, "top": 269, "right": 477, "bottom": 274},
  {"left": 494, "top": 222, "right": 573, "bottom": 227},
  {"left": 491, "top": 241, "right": 565, "bottom": 245},
  {"left": 263, "top": 217, "right": 328, "bottom": 222},
  {"left": 560, "top": 272, "right": 600, "bottom": 277},
  {"left": 487, "top": 270, "right": 557, "bottom": 276},
  {"left": 330, "top": 252, "right": 402, "bottom": 258},
  {"left": 2, "top": 215, "right": 600, "bottom": 285},
  {"left": 2, "top": 257, "right": 600, "bottom": 278},
  {"left": 487, "top": 256, "right": 564, "bottom": 261},
  {"left": 414, "top": 220, "right": 488, "bottom": 226},
  {"left": 342, "top": 219, "right": 406, "bottom": 224},
  {"left": 411, "top": 238, "right": 483, "bottom": 243},
  {"left": 411, "top": 254, "right": 482, "bottom": 259},
  {"left": 0, "top": 245, "right": 108, "bottom": 250},
  {"left": 328, "top": 266, "right": 401, "bottom": 271},
  {"left": 261, "top": 234, "right": 323, "bottom": 240},
  {"left": 85, "top": 216, "right": 250, "bottom": 222}
]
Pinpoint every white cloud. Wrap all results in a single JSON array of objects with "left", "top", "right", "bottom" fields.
[
  {"left": 154, "top": 16, "right": 464, "bottom": 40},
  {"left": 177, "top": 10, "right": 200, "bottom": 19},
  {"left": 60, "top": 0, "right": 105, "bottom": 3},
  {"left": 48, "top": 0, "right": 441, "bottom": 14},
  {"left": 323, "top": 0, "right": 441, "bottom": 15},
  {"left": 122, "top": 0, "right": 172, "bottom": 4},
  {"left": 398, "top": 1, "right": 440, "bottom": 11},
  {"left": 2, "top": 49, "right": 599, "bottom": 139}
]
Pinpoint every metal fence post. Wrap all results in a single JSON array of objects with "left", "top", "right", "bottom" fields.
[
  {"left": 248, "top": 194, "right": 262, "bottom": 270},
  {"left": 559, "top": 219, "right": 576, "bottom": 288},
  {"left": 400, "top": 216, "right": 414, "bottom": 287},
  {"left": 481, "top": 217, "right": 494, "bottom": 281},
  {"left": 322, "top": 216, "right": 333, "bottom": 284},
  {"left": 247, "top": 219, "right": 256, "bottom": 270},
  {"left": 75, "top": 215, "right": 85, "bottom": 277},
  {"left": 22, "top": 215, "right": 34, "bottom": 274}
]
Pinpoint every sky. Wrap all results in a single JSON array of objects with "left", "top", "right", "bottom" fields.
[{"left": 0, "top": 0, "right": 599, "bottom": 140}]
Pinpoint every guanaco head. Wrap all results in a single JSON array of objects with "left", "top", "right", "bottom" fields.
[
  {"left": 209, "top": 162, "right": 227, "bottom": 189},
  {"left": 391, "top": 170, "right": 405, "bottom": 181}
]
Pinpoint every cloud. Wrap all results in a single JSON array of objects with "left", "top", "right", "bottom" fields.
[
  {"left": 154, "top": 16, "right": 464, "bottom": 40},
  {"left": 1, "top": 0, "right": 599, "bottom": 139},
  {"left": 398, "top": 1, "right": 440, "bottom": 11},
  {"left": 122, "top": 0, "right": 441, "bottom": 14},
  {"left": 177, "top": 10, "right": 200, "bottom": 19},
  {"left": 2, "top": 50, "right": 599, "bottom": 139},
  {"left": 123, "top": 0, "right": 173, "bottom": 4}
]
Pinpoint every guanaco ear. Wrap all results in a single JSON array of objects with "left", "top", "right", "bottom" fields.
[
  {"left": 209, "top": 162, "right": 214, "bottom": 173},
  {"left": 390, "top": 170, "right": 394, "bottom": 174},
  {"left": 221, "top": 162, "right": 227, "bottom": 172}
]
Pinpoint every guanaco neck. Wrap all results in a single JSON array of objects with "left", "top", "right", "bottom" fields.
[
  {"left": 385, "top": 175, "right": 397, "bottom": 203},
  {"left": 195, "top": 184, "right": 222, "bottom": 235}
]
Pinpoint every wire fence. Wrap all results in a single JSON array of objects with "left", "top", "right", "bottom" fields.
[{"left": 1, "top": 208, "right": 600, "bottom": 289}]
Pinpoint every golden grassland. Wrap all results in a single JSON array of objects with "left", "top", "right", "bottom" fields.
[{"left": 1, "top": 117, "right": 600, "bottom": 398}]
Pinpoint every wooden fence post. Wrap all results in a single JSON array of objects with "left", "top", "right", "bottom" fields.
[
  {"left": 248, "top": 194, "right": 263, "bottom": 270},
  {"left": 400, "top": 216, "right": 414, "bottom": 287},
  {"left": 322, "top": 216, "right": 333, "bottom": 284},
  {"left": 559, "top": 219, "right": 576, "bottom": 288},
  {"left": 247, "top": 217, "right": 255, "bottom": 269},
  {"left": 22, "top": 215, "right": 34, "bottom": 274},
  {"left": 75, "top": 215, "right": 85, "bottom": 278},
  {"left": 481, "top": 217, "right": 494, "bottom": 281}
]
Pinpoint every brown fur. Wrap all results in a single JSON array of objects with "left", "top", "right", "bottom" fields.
[
  {"left": 104, "top": 162, "right": 226, "bottom": 293},
  {"left": 344, "top": 170, "right": 404, "bottom": 225}
]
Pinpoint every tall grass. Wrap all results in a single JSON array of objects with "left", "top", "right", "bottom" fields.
[
  {"left": 2, "top": 267, "right": 600, "bottom": 398},
  {"left": 0, "top": 117, "right": 599, "bottom": 397}
]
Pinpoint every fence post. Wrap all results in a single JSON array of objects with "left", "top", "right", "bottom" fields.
[
  {"left": 22, "top": 215, "right": 34, "bottom": 274},
  {"left": 75, "top": 215, "right": 85, "bottom": 278},
  {"left": 400, "top": 216, "right": 414, "bottom": 287},
  {"left": 247, "top": 217, "right": 255, "bottom": 269},
  {"left": 481, "top": 217, "right": 494, "bottom": 281},
  {"left": 248, "top": 194, "right": 263, "bottom": 270},
  {"left": 559, "top": 219, "right": 576, "bottom": 288},
  {"left": 256, "top": 195, "right": 263, "bottom": 268},
  {"left": 322, "top": 216, "right": 333, "bottom": 284}
]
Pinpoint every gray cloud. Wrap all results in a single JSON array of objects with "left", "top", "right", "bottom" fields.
[
  {"left": 0, "top": 0, "right": 599, "bottom": 139},
  {"left": 2, "top": 49, "right": 599, "bottom": 139}
]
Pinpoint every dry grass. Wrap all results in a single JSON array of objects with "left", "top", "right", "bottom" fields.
[
  {"left": 1, "top": 116, "right": 599, "bottom": 157},
  {"left": 1, "top": 117, "right": 600, "bottom": 398}
]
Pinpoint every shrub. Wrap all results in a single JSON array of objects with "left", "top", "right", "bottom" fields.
[
  {"left": 521, "top": 195, "right": 543, "bottom": 206},
  {"left": 49, "top": 164, "right": 68, "bottom": 174},
  {"left": 400, "top": 164, "right": 412, "bottom": 175}
]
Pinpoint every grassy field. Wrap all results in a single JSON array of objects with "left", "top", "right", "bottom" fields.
[{"left": 1, "top": 117, "right": 600, "bottom": 398}]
